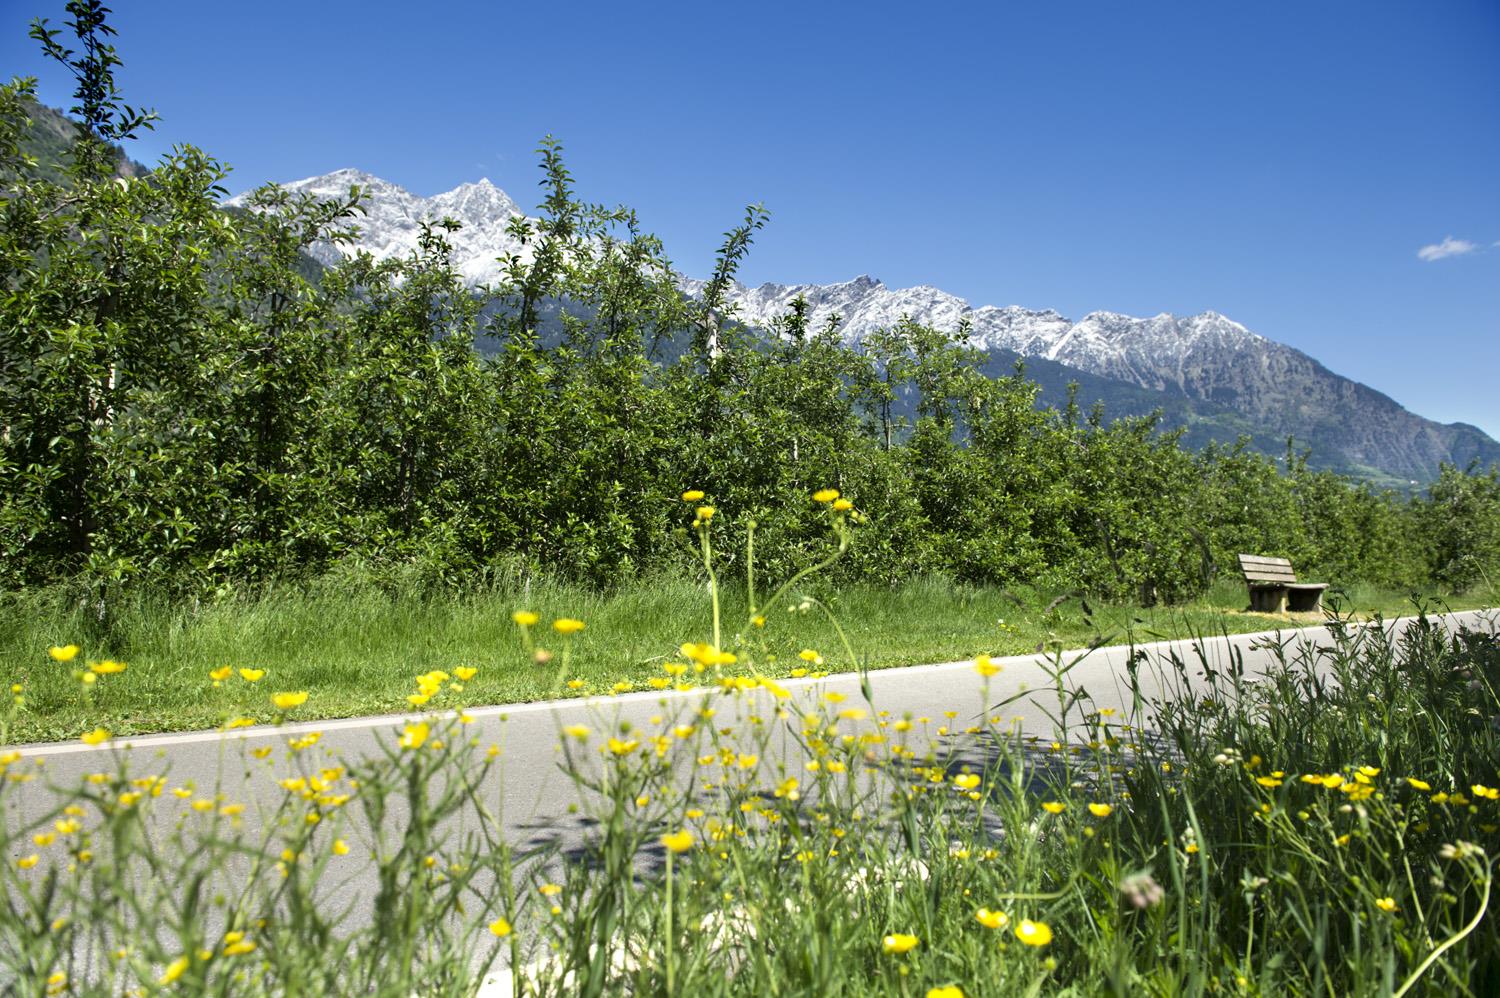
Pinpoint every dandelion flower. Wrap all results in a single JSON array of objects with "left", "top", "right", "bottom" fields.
[
  {"left": 209, "top": 666, "right": 233, "bottom": 682},
  {"left": 239, "top": 668, "right": 265, "bottom": 682},
  {"left": 17, "top": 854, "right": 39, "bottom": 870},
  {"left": 694, "top": 505, "right": 715, "bottom": 522},
  {"left": 1406, "top": 778, "right": 1431, "bottom": 791},
  {"left": 398, "top": 722, "right": 430, "bottom": 750},
  {"left": 489, "top": 917, "right": 512, "bottom": 937},
  {"left": 681, "top": 489, "right": 705, "bottom": 502},
  {"left": 552, "top": 618, "right": 585, "bottom": 635},
  {"left": 974, "top": 655, "right": 999, "bottom": 678},
  {"left": 512, "top": 610, "right": 539, "bottom": 627},
  {"left": 832, "top": 498, "right": 854, "bottom": 512},
  {"left": 90, "top": 660, "right": 126, "bottom": 675},
  {"left": 882, "top": 932, "right": 919, "bottom": 954},
  {"left": 271, "top": 691, "right": 308, "bottom": 710},
  {"left": 454, "top": 666, "right": 477, "bottom": 681},
  {"left": 80, "top": 728, "right": 110, "bottom": 746},
  {"left": 1088, "top": 802, "right": 1113, "bottom": 818},
  {"left": 813, "top": 488, "right": 840, "bottom": 503},
  {"left": 563, "top": 724, "right": 590, "bottom": 740},
  {"left": 1042, "top": 801, "right": 1066, "bottom": 814},
  {"left": 1015, "top": 919, "right": 1053, "bottom": 946},
  {"left": 48, "top": 645, "right": 80, "bottom": 662}
]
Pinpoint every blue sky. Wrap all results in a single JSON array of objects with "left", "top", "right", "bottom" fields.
[{"left": 5, "top": 1, "right": 1498, "bottom": 436}]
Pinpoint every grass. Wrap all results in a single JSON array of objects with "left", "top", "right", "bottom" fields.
[
  {"left": 2, "top": 581, "right": 1497, "bottom": 994},
  {"left": 0, "top": 570, "right": 1492, "bottom": 745}
]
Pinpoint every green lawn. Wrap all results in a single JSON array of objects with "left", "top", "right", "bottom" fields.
[{"left": 0, "top": 573, "right": 1489, "bottom": 744}]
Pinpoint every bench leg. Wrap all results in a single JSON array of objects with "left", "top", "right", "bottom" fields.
[
  {"left": 1249, "top": 587, "right": 1287, "bottom": 613},
  {"left": 1288, "top": 590, "right": 1323, "bottom": 613}
]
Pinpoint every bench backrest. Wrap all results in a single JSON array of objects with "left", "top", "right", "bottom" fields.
[{"left": 1238, "top": 554, "right": 1298, "bottom": 584}]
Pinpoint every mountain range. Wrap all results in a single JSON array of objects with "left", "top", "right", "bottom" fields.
[{"left": 216, "top": 168, "right": 1496, "bottom": 486}]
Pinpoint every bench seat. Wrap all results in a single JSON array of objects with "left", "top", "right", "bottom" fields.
[{"left": 1240, "top": 555, "right": 1328, "bottom": 613}]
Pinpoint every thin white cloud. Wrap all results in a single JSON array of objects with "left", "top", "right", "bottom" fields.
[{"left": 1417, "top": 236, "right": 1478, "bottom": 262}]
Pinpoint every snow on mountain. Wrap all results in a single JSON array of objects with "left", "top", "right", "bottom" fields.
[
  {"left": 683, "top": 273, "right": 1271, "bottom": 402},
  {"left": 226, "top": 170, "right": 1500, "bottom": 480},
  {"left": 228, "top": 168, "right": 531, "bottom": 285},
  {"left": 231, "top": 170, "right": 1269, "bottom": 397}
]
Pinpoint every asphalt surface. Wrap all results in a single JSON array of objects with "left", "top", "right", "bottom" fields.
[{"left": 3, "top": 608, "right": 1495, "bottom": 992}]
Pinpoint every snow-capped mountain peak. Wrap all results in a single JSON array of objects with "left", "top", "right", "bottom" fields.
[
  {"left": 226, "top": 168, "right": 1499, "bottom": 481},
  {"left": 228, "top": 170, "right": 531, "bottom": 283}
]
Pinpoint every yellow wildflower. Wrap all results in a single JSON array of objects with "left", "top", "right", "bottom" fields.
[
  {"left": 454, "top": 666, "right": 477, "bottom": 681},
  {"left": 159, "top": 956, "right": 189, "bottom": 985},
  {"left": 882, "top": 933, "right": 919, "bottom": 954},
  {"left": 563, "top": 724, "right": 590, "bottom": 740},
  {"left": 398, "top": 722, "right": 430, "bottom": 750},
  {"left": 681, "top": 489, "right": 705, "bottom": 502},
  {"left": 271, "top": 691, "right": 308, "bottom": 710},
  {"left": 80, "top": 728, "right": 110, "bottom": 746},
  {"left": 209, "top": 666, "right": 233, "bottom": 682},
  {"left": 332, "top": 839, "right": 350, "bottom": 856},
  {"left": 239, "top": 668, "right": 265, "bottom": 682},
  {"left": 1088, "top": 802, "right": 1113, "bottom": 818},
  {"left": 660, "top": 829, "right": 694, "bottom": 853},
  {"left": 954, "top": 774, "right": 981, "bottom": 791},
  {"left": 1042, "top": 801, "right": 1066, "bottom": 814},
  {"left": 1375, "top": 897, "right": 1398, "bottom": 913},
  {"left": 552, "top": 618, "right": 585, "bottom": 635},
  {"left": 813, "top": 488, "right": 840, "bottom": 503},
  {"left": 975, "top": 908, "right": 1009, "bottom": 929},
  {"left": 511, "top": 610, "right": 539, "bottom": 627},
  {"left": 489, "top": 917, "right": 512, "bottom": 937},
  {"left": 1015, "top": 919, "right": 1053, "bottom": 946},
  {"left": 48, "top": 645, "right": 80, "bottom": 662},
  {"left": 974, "top": 655, "right": 999, "bottom": 678}
]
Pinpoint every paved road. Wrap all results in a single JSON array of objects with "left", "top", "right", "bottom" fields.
[{"left": 3, "top": 609, "right": 1494, "bottom": 990}]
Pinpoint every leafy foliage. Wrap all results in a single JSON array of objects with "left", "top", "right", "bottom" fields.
[{"left": 2, "top": 5, "right": 1498, "bottom": 612}]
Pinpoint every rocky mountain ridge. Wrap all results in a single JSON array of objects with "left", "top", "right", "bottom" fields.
[{"left": 235, "top": 170, "right": 1500, "bottom": 483}]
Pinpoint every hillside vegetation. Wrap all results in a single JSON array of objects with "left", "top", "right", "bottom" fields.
[{"left": 3, "top": 10, "right": 1499, "bottom": 621}]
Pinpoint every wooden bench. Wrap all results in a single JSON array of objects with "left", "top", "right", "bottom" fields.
[{"left": 1238, "top": 554, "right": 1328, "bottom": 613}]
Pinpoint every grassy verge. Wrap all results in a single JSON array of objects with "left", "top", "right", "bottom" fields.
[
  {"left": 2, "top": 590, "right": 1497, "bottom": 994},
  {"left": 0, "top": 571, "right": 1491, "bottom": 744}
]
